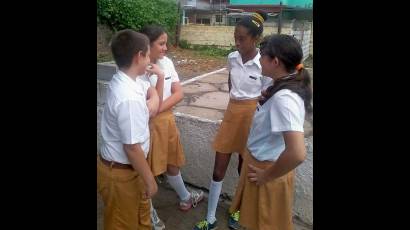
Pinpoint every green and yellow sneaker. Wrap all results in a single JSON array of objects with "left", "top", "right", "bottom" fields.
[
  {"left": 228, "top": 210, "right": 240, "bottom": 229},
  {"left": 193, "top": 219, "right": 217, "bottom": 230}
]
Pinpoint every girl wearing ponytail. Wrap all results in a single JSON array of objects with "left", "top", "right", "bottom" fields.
[{"left": 228, "top": 34, "right": 312, "bottom": 230}]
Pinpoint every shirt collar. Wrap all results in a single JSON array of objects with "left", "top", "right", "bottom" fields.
[
  {"left": 116, "top": 70, "right": 140, "bottom": 90},
  {"left": 230, "top": 50, "right": 261, "bottom": 69}
]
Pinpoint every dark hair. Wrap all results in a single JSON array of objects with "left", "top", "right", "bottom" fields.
[
  {"left": 140, "top": 25, "right": 166, "bottom": 44},
  {"left": 236, "top": 10, "right": 268, "bottom": 38},
  {"left": 110, "top": 29, "right": 149, "bottom": 69},
  {"left": 259, "top": 34, "right": 312, "bottom": 114}
]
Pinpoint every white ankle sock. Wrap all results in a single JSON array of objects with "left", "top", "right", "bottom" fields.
[
  {"left": 166, "top": 172, "right": 191, "bottom": 201},
  {"left": 206, "top": 180, "right": 223, "bottom": 224}
]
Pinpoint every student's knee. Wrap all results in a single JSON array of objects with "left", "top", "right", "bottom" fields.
[
  {"left": 166, "top": 165, "right": 180, "bottom": 176},
  {"left": 212, "top": 167, "right": 226, "bottom": 181},
  {"left": 212, "top": 152, "right": 231, "bottom": 181}
]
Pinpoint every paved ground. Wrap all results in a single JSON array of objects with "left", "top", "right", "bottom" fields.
[
  {"left": 174, "top": 68, "right": 313, "bottom": 136},
  {"left": 97, "top": 180, "right": 313, "bottom": 230}
]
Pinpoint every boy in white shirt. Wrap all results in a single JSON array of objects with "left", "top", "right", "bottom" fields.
[{"left": 97, "top": 29, "right": 165, "bottom": 230}]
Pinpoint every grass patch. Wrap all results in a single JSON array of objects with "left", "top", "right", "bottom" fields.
[
  {"left": 179, "top": 39, "right": 234, "bottom": 58},
  {"left": 97, "top": 53, "right": 113, "bottom": 63}
]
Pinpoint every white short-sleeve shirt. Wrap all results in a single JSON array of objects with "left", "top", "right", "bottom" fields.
[
  {"left": 247, "top": 89, "right": 305, "bottom": 161},
  {"left": 228, "top": 51, "right": 272, "bottom": 100},
  {"left": 143, "top": 56, "right": 180, "bottom": 101},
  {"left": 100, "top": 70, "right": 150, "bottom": 164}
]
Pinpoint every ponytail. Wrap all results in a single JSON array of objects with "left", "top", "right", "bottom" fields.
[{"left": 259, "top": 66, "right": 312, "bottom": 114}]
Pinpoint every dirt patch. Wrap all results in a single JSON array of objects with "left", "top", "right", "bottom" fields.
[
  {"left": 97, "top": 40, "right": 226, "bottom": 81},
  {"left": 167, "top": 46, "right": 227, "bottom": 81}
]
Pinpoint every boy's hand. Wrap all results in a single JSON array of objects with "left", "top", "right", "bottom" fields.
[{"left": 143, "top": 179, "right": 158, "bottom": 199}]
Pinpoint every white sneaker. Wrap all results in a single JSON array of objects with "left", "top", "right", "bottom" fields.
[
  {"left": 179, "top": 190, "right": 204, "bottom": 211},
  {"left": 151, "top": 206, "right": 165, "bottom": 230}
]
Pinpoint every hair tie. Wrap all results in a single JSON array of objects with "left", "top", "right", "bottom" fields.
[
  {"left": 253, "top": 13, "right": 265, "bottom": 24},
  {"left": 296, "top": 63, "right": 304, "bottom": 71}
]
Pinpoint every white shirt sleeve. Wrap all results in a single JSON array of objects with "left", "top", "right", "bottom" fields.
[
  {"left": 169, "top": 59, "right": 180, "bottom": 83},
  {"left": 116, "top": 99, "right": 148, "bottom": 144},
  {"left": 142, "top": 76, "right": 152, "bottom": 93},
  {"left": 270, "top": 90, "right": 305, "bottom": 133}
]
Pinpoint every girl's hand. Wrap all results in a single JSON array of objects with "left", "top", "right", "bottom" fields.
[
  {"left": 146, "top": 63, "right": 164, "bottom": 79},
  {"left": 248, "top": 164, "right": 268, "bottom": 186}
]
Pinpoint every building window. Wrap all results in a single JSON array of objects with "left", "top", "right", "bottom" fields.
[
  {"left": 215, "top": 15, "right": 222, "bottom": 23},
  {"left": 196, "top": 18, "right": 211, "bottom": 25}
]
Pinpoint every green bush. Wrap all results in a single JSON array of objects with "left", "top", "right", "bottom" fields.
[
  {"left": 188, "top": 44, "right": 235, "bottom": 57},
  {"left": 97, "top": 0, "right": 179, "bottom": 42},
  {"left": 179, "top": 39, "right": 190, "bottom": 49}
]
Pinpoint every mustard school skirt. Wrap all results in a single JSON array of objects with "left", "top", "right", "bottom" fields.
[
  {"left": 147, "top": 110, "right": 185, "bottom": 176},
  {"left": 212, "top": 98, "right": 258, "bottom": 155},
  {"left": 229, "top": 148, "right": 295, "bottom": 230}
]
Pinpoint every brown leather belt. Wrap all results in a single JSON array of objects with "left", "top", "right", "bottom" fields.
[{"left": 100, "top": 156, "right": 133, "bottom": 170}]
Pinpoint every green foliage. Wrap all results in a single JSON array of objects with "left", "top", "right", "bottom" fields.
[
  {"left": 176, "top": 38, "right": 234, "bottom": 57},
  {"left": 190, "top": 44, "right": 235, "bottom": 57},
  {"left": 97, "top": 0, "right": 179, "bottom": 41},
  {"left": 179, "top": 39, "right": 190, "bottom": 49}
]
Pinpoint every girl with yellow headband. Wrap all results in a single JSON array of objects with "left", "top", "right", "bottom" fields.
[{"left": 194, "top": 10, "right": 272, "bottom": 230}]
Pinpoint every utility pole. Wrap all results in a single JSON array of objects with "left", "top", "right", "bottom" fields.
[{"left": 278, "top": 1, "right": 283, "bottom": 34}]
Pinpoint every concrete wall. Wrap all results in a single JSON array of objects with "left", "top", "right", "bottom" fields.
[
  {"left": 180, "top": 24, "right": 292, "bottom": 47},
  {"left": 97, "top": 63, "right": 313, "bottom": 225},
  {"left": 180, "top": 23, "right": 311, "bottom": 60},
  {"left": 97, "top": 62, "right": 117, "bottom": 152},
  {"left": 174, "top": 113, "right": 239, "bottom": 196}
]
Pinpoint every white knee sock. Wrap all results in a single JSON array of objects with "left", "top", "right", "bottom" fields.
[
  {"left": 206, "top": 180, "right": 223, "bottom": 224},
  {"left": 166, "top": 172, "right": 191, "bottom": 201}
]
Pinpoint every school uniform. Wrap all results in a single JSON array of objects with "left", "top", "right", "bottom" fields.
[
  {"left": 97, "top": 70, "right": 152, "bottom": 230},
  {"left": 213, "top": 51, "right": 272, "bottom": 154},
  {"left": 143, "top": 56, "right": 185, "bottom": 176},
  {"left": 229, "top": 89, "right": 305, "bottom": 230}
]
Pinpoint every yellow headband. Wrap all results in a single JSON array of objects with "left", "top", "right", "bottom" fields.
[{"left": 253, "top": 12, "right": 265, "bottom": 24}]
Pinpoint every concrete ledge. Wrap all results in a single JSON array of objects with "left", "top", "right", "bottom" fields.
[
  {"left": 174, "top": 112, "right": 240, "bottom": 197},
  {"left": 97, "top": 62, "right": 116, "bottom": 81}
]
